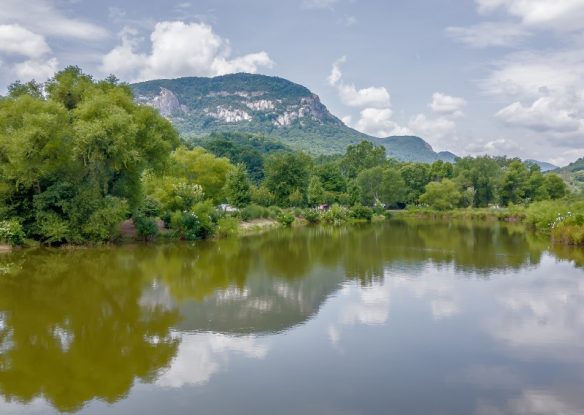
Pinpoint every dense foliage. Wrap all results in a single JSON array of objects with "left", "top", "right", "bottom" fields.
[{"left": 0, "top": 68, "right": 179, "bottom": 244}]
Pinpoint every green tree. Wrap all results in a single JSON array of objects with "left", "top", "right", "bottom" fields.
[
  {"left": 0, "top": 67, "right": 179, "bottom": 243},
  {"left": 340, "top": 141, "right": 386, "bottom": 178},
  {"left": 307, "top": 176, "right": 325, "bottom": 206},
  {"left": 357, "top": 166, "right": 384, "bottom": 206},
  {"left": 499, "top": 160, "right": 529, "bottom": 206},
  {"left": 264, "top": 152, "right": 312, "bottom": 206},
  {"left": 224, "top": 164, "right": 252, "bottom": 208},
  {"left": 544, "top": 174, "right": 568, "bottom": 199},
  {"left": 171, "top": 147, "right": 234, "bottom": 202},
  {"left": 399, "top": 163, "right": 430, "bottom": 204},
  {"left": 381, "top": 167, "right": 407, "bottom": 208},
  {"left": 455, "top": 156, "right": 501, "bottom": 207},
  {"left": 419, "top": 179, "right": 462, "bottom": 210}
]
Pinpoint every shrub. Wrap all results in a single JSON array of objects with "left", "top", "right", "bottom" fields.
[
  {"left": 34, "top": 212, "right": 70, "bottom": 245},
  {"left": 216, "top": 217, "right": 240, "bottom": 238},
  {"left": 322, "top": 204, "right": 349, "bottom": 225},
  {"left": 82, "top": 197, "right": 128, "bottom": 242},
  {"left": 134, "top": 216, "right": 159, "bottom": 240},
  {"left": 240, "top": 204, "right": 270, "bottom": 221},
  {"left": 277, "top": 211, "right": 295, "bottom": 227},
  {"left": 0, "top": 220, "right": 25, "bottom": 246},
  {"left": 303, "top": 208, "right": 321, "bottom": 224},
  {"left": 350, "top": 204, "right": 374, "bottom": 221}
]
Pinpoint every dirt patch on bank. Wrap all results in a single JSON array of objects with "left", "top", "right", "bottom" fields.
[{"left": 240, "top": 219, "right": 279, "bottom": 233}]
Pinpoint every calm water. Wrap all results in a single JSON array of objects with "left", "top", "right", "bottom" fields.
[{"left": 1, "top": 220, "right": 584, "bottom": 415}]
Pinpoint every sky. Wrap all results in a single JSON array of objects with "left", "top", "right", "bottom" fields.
[{"left": 0, "top": 0, "right": 583, "bottom": 165}]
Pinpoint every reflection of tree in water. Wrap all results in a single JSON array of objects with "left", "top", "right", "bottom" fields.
[{"left": 0, "top": 249, "right": 179, "bottom": 413}]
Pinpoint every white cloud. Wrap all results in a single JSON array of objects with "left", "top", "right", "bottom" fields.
[
  {"left": 12, "top": 57, "right": 58, "bottom": 82},
  {"left": 476, "top": 0, "right": 584, "bottom": 31},
  {"left": 430, "top": 92, "right": 467, "bottom": 116},
  {"left": 408, "top": 114, "right": 456, "bottom": 141},
  {"left": 101, "top": 21, "right": 274, "bottom": 82},
  {"left": 353, "top": 108, "right": 411, "bottom": 137},
  {"left": 482, "top": 49, "right": 584, "bottom": 148},
  {"left": 446, "top": 22, "right": 530, "bottom": 48},
  {"left": 496, "top": 97, "right": 582, "bottom": 133},
  {"left": 328, "top": 57, "right": 390, "bottom": 108},
  {"left": 302, "top": 0, "right": 338, "bottom": 10},
  {"left": 329, "top": 56, "right": 407, "bottom": 137},
  {"left": 0, "top": 0, "right": 108, "bottom": 40},
  {"left": 465, "top": 138, "right": 521, "bottom": 156},
  {"left": 0, "top": 24, "right": 50, "bottom": 58}
]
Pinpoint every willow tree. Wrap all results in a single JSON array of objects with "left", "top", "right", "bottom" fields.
[{"left": 0, "top": 66, "right": 179, "bottom": 243}]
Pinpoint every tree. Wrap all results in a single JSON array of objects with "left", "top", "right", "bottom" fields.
[
  {"left": 399, "top": 163, "right": 430, "bottom": 204},
  {"left": 419, "top": 179, "right": 461, "bottom": 210},
  {"left": 0, "top": 67, "right": 179, "bottom": 243},
  {"left": 340, "top": 141, "right": 386, "bottom": 178},
  {"left": 357, "top": 166, "right": 406, "bottom": 207},
  {"left": 544, "top": 174, "right": 568, "bottom": 199},
  {"left": 307, "top": 176, "right": 325, "bottom": 206},
  {"left": 171, "top": 147, "right": 234, "bottom": 203},
  {"left": 430, "top": 160, "right": 454, "bottom": 182},
  {"left": 264, "top": 152, "right": 312, "bottom": 206},
  {"left": 455, "top": 156, "right": 501, "bottom": 207},
  {"left": 381, "top": 167, "right": 407, "bottom": 208},
  {"left": 224, "top": 164, "right": 252, "bottom": 208},
  {"left": 499, "top": 160, "right": 529, "bottom": 206}
]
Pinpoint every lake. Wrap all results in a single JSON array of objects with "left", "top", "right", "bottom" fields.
[{"left": 1, "top": 220, "right": 583, "bottom": 415}]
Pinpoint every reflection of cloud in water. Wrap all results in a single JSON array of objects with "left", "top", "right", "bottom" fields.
[
  {"left": 156, "top": 332, "right": 269, "bottom": 388},
  {"left": 390, "top": 267, "right": 461, "bottom": 320},
  {"left": 489, "top": 258, "right": 584, "bottom": 361},
  {"left": 340, "top": 282, "right": 391, "bottom": 326},
  {"left": 477, "top": 390, "right": 584, "bottom": 415}
]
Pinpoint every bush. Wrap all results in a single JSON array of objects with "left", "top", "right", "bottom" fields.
[
  {"left": 303, "top": 208, "right": 321, "bottom": 224},
  {"left": 277, "top": 211, "right": 295, "bottom": 227},
  {"left": 350, "top": 204, "right": 374, "bottom": 221},
  {"left": 240, "top": 204, "right": 270, "bottom": 221},
  {"left": 134, "top": 216, "right": 159, "bottom": 240},
  {"left": 216, "top": 217, "right": 240, "bottom": 238},
  {"left": 34, "top": 212, "right": 70, "bottom": 245},
  {"left": 322, "top": 204, "right": 349, "bottom": 225},
  {"left": 0, "top": 220, "right": 25, "bottom": 246},
  {"left": 82, "top": 197, "right": 128, "bottom": 242}
]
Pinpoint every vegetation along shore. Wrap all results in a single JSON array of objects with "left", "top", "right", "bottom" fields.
[{"left": 0, "top": 67, "right": 582, "bottom": 249}]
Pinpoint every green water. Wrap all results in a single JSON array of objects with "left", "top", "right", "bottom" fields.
[{"left": 1, "top": 220, "right": 583, "bottom": 414}]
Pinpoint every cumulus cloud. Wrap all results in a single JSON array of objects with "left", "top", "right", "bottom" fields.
[
  {"left": 354, "top": 108, "right": 411, "bottom": 137},
  {"left": 0, "top": 0, "right": 107, "bottom": 40},
  {"left": 0, "top": 24, "right": 50, "bottom": 58},
  {"left": 408, "top": 114, "right": 457, "bottom": 141},
  {"left": 476, "top": 0, "right": 584, "bottom": 31},
  {"left": 430, "top": 92, "right": 467, "bottom": 116},
  {"left": 302, "top": 0, "right": 338, "bottom": 10},
  {"left": 446, "top": 22, "right": 531, "bottom": 48},
  {"left": 12, "top": 57, "right": 58, "bottom": 82},
  {"left": 101, "top": 21, "right": 274, "bottom": 82},
  {"left": 328, "top": 56, "right": 407, "bottom": 137},
  {"left": 496, "top": 97, "right": 582, "bottom": 133},
  {"left": 481, "top": 49, "right": 584, "bottom": 148},
  {"left": 328, "top": 57, "right": 390, "bottom": 108}
]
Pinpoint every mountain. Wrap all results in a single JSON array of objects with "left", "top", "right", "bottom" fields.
[
  {"left": 525, "top": 159, "right": 559, "bottom": 172},
  {"left": 131, "top": 73, "right": 457, "bottom": 162},
  {"left": 379, "top": 136, "right": 458, "bottom": 163}
]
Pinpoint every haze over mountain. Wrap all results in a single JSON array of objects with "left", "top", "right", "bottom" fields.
[{"left": 131, "top": 73, "right": 458, "bottom": 163}]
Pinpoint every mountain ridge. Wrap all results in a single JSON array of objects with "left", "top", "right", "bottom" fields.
[{"left": 130, "top": 73, "right": 457, "bottom": 163}]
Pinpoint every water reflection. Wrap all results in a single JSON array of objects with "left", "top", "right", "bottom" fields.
[{"left": 0, "top": 221, "right": 582, "bottom": 414}]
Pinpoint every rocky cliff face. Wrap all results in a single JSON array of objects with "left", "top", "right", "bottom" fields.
[{"left": 140, "top": 87, "right": 184, "bottom": 117}]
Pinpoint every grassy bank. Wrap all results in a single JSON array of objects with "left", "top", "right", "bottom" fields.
[{"left": 395, "top": 199, "right": 584, "bottom": 246}]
